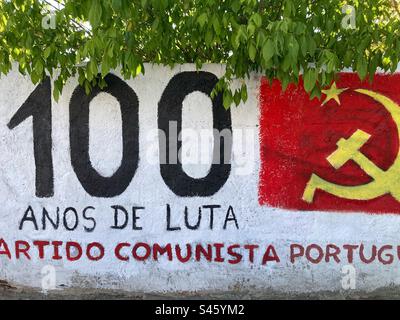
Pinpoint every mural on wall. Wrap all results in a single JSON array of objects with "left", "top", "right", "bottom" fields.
[
  {"left": 3, "top": 65, "right": 400, "bottom": 293},
  {"left": 259, "top": 73, "right": 400, "bottom": 213}
]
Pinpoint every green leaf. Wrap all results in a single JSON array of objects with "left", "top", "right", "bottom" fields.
[
  {"left": 256, "top": 30, "right": 266, "bottom": 48},
  {"left": 212, "top": 16, "right": 221, "bottom": 35},
  {"left": 84, "top": 81, "right": 91, "bottom": 95},
  {"left": 197, "top": 13, "right": 207, "bottom": 28},
  {"left": 205, "top": 29, "right": 213, "bottom": 46},
  {"left": 309, "top": 85, "right": 321, "bottom": 100},
  {"left": 53, "top": 86, "right": 60, "bottom": 102},
  {"left": 282, "top": 54, "right": 292, "bottom": 72},
  {"left": 101, "top": 59, "right": 110, "bottom": 76},
  {"left": 241, "top": 84, "right": 248, "bottom": 103},
  {"left": 281, "top": 74, "right": 290, "bottom": 91},
  {"left": 248, "top": 42, "right": 256, "bottom": 62},
  {"left": 251, "top": 13, "right": 262, "bottom": 28},
  {"left": 308, "top": 37, "right": 316, "bottom": 56},
  {"left": 303, "top": 69, "right": 317, "bottom": 93},
  {"left": 34, "top": 59, "right": 44, "bottom": 76},
  {"left": 135, "top": 63, "right": 142, "bottom": 76},
  {"left": 231, "top": 0, "right": 241, "bottom": 13},
  {"left": 357, "top": 55, "right": 368, "bottom": 80},
  {"left": 247, "top": 23, "right": 256, "bottom": 36},
  {"left": 112, "top": 0, "right": 122, "bottom": 11},
  {"left": 223, "top": 90, "right": 233, "bottom": 109},
  {"left": 288, "top": 36, "right": 299, "bottom": 60},
  {"left": 89, "top": 60, "right": 98, "bottom": 76},
  {"left": 44, "top": 47, "right": 52, "bottom": 59},
  {"left": 89, "top": 0, "right": 103, "bottom": 28},
  {"left": 262, "top": 39, "right": 274, "bottom": 62},
  {"left": 234, "top": 90, "right": 241, "bottom": 106}
]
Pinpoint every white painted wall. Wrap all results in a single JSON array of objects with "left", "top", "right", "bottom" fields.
[{"left": 0, "top": 64, "right": 398, "bottom": 294}]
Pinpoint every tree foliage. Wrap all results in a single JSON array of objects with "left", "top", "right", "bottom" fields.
[{"left": 0, "top": 0, "right": 400, "bottom": 107}]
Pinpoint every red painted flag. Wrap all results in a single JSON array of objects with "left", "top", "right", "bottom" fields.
[{"left": 259, "top": 73, "right": 400, "bottom": 213}]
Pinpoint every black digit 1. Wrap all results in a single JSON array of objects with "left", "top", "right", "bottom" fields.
[
  {"left": 69, "top": 74, "right": 139, "bottom": 197},
  {"left": 158, "top": 71, "right": 232, "bottom": 197},
  {"left": 7, "top": 77, "right": 54, "bottom": 198}
]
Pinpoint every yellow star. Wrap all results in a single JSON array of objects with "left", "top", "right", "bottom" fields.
[{"left": 321, "top": 82, "right": 348, "bottom": 106}]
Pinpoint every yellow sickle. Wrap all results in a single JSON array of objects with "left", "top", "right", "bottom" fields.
[{"left": 303, "top": 89, "right": 400, "bottom": 203}]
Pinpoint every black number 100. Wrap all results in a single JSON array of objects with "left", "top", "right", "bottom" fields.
[{"left": 8, "top": 72, "right": 232, "bottom": 198}]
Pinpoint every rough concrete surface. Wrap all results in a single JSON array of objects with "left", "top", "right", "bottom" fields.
[{"left": 0, "top": 281, "right": 399, "bottom": 300}]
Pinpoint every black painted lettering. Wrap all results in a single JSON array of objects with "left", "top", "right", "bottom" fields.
[
  {"left": 158, "top": 71, "right": 232, "bottom": 196},
  {"left": 8, "top": 78, "right": 53, "bottom": 197},
  {"left": 69, "top": 74, "right": 139, "bottom": 197}
]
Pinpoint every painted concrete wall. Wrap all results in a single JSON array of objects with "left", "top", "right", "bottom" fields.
[{"left": 0, "top": 64, "right": 399, "bottom": 295}]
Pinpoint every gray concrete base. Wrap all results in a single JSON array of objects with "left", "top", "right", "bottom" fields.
[{"left": 0, "top": 281, "right": 399, "bottom": 299}]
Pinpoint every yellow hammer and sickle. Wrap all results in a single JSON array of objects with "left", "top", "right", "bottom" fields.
[{"left": 303, "top": 89, "right": 400, "bottom": 203}]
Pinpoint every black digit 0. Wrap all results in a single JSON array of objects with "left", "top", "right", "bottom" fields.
[
  {"left": 158, "top": 71, "right": 232, "bottom": 197},
  {"left": 8, "top": 77, "right": 54, "bottom": 197},
  {"left": 69, "top": 74, "right": 139, "bottom": 197}
]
